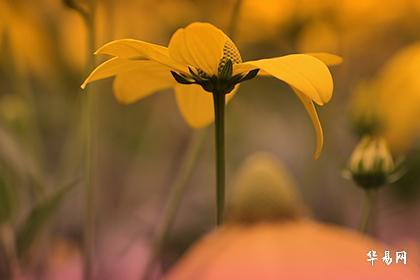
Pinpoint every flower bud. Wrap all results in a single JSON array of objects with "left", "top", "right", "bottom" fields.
[
  {"left": 348, "top": 136, "right": 395, "bottom": 189},
  {"left": 227, "top": 153, "right": 307, "bottom": 224}
]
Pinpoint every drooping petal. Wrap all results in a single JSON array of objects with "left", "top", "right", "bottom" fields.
[
  {"left": 245, "top": 54, "right": 334, "bottom": 105},
  {"left": 113, "top": 61, "right": 176, "bottom": 104},
  {"left": 81, "top": 57, "right": 147, "bottom": 89},
  {"left": 95, "top": 39, "right": 187, "bottom": 73},
  {"left": 306, "top": 53, "right": 343, "bottom": 66},
  {"left": 169, "top": 22, "right": 229, "bottom": 76},
  {"left": 293, "top": 87, "right": 324, "bottom": 159},
  {"left": 175, "top": 84, "right": 238, "bottom": 128}
]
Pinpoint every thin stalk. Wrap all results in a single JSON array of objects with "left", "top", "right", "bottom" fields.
[
  {"left": 61, "top": 1, "right": 96, "bottom": 276},
  {"left": 81, "top": 1, "right": 97, "bottom": 279},
  {"left": 359, "top": 189, "right": 377, "bottom": 234},
  {"left": 141, "top": 129, "right": 207, "bottom": 280},
  {"left": 213, "top": 92, "right": 226, "bottom": 225}
]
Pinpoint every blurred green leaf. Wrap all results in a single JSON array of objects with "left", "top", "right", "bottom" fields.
[
  {"left": 0, "top": 176, "right": 15, "bottom": 224},
  {"left": 0, "top": 126, "right": 44, "bottom": 187},
  {"left": 16, "top": 180, "right": 78, "bottom": 257}
]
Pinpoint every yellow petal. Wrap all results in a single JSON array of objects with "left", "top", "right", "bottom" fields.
[
  {"left": 169, "top": 22, "right": 228, "bottom": 76},
  {"left": 81, "top": 57, "right": 146, "bottom": 89},
  {"left": 113, "top": 61, "right": 175, "bottom": 104},
  {"left": 292, "top": 87, "right": 324, "bottom": 159},
  {"left": 306, "top": 53, "right": 343, "bottom": 66},
  {"left": 175, "top": 84, "right": 238, "bottom": 128},
  {"left": 233, "top": 63, "right": 256, "bottom": 76},
  {"left": 95, "top": 39, "right": 187, "bottom": 73},
  {"left": 245, "top": 54, "right": 334, "bottom": 105}
]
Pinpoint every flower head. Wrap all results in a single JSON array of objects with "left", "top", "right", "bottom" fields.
[
  {"left": 348, "top": 136, "right": 397, "bottom": 189},
  {"left": 82, "top": 22, "right": 341, "bottom": 158}
]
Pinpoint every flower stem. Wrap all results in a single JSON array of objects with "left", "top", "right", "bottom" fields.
[
  {"left": 359, "top": 189, "right": 377, "bottom": 234},
  {"left": 141, "top": 129, "right": 206, "bottom": 280},
  {"left": 213, "top": 92, "right": 226, "bottom": 225},
  {"left": 81, "top": 1, "right": 97, "bottom": 279}
]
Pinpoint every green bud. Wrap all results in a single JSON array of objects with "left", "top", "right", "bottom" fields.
[
  {"left": 348, "top": 136, "right": 396, "bottom": 189},
  {"left": 227, "top": 153, "right": 307, "bottom": 224}
]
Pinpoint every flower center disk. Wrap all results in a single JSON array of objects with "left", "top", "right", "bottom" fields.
[{"left": 170, "top": 41, "right": 258, "bottom": 95}]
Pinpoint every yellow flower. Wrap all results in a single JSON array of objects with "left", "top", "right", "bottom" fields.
[{"left": 82, "top": 22, "right": 341, "bottom": 158}]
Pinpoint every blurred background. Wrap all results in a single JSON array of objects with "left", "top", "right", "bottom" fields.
[{"left": 0, "top": 0, "right": 420, "bottom": 279}]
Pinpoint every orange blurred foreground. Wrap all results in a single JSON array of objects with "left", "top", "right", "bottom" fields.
[{"left": 167, "top": 220, "right": 420, "bottom": 280}]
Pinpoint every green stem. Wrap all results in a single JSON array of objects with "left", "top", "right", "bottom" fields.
[
  {"left": 141, "top": 129, "right": 206, "bottom": 280},
  {"left": 82, "top": 1, "right": 97, "bottom": 279},
  {"left": 359, "top": 189, "right": 377, "bottom": 234},
  {"left": 213, "top": 92, "right": 226, "bottom": 226}
]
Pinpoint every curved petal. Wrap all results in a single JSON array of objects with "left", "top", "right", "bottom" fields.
[
  {"left": 306, "top": 53, "right": 343, "bottom": 66},
  {"left": 112, "top": 61, "right": 175, "bottom": 104},
  {"left": 95, "top": 39, "right": 187, "bottom": 73},
  {"left": 237, "top": 53, "right": 342, "bottom": 76},
  {"left": 81, "top": 57, "right": 146, "bottom": 89},
  {"left": 293, "top": 87, "right": 324, "bottom": 159},
  {"left": 175, "top": 84, "right": 238, "bottom": 128},
  {"left": 245, "top": 54, "right": 334, "bottom": 105},
  {"left": 169, "top": 22, "right": 228, "bottom": 76}
]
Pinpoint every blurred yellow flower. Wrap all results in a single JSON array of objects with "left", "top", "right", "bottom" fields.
[
  {"left": 348, "top": 81, "right": 382, "bottom": 136},
  {"left": 375, "top": 43, "right": 420, "bottom": 153},
  {"left": 82, "top": 22, "right": 341, "bottom": 158},
  {"left": 167, "top": 221, "right": 420, "bottom": 280},
  {"left": 167, "top": 151, "right": 420, "bottom": 280},
  {"left": 296, "top": 21, "right": 340, "bottom": 54},
  {"left": 0, "top": 1, "right": 53, "bottom": 76},
  {"left": 350, "top": 43, "right": 420, "bottom": 153},
  {"left": 236, "top": 0, "right": 295, "bottom": 44}
]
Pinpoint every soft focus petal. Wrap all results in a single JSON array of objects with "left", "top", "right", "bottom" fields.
[
  {"left": 175, "top": 84, "right": 237, "bottom": 128},
  {"left": 374, "top": 43, "right": 420, "bottom": 153},
  {"left": 306, "top": 53, "right": 343, "bottom": 66},
  {"left": 169, "top": 22, "right": 228, "bottom": 75},
  {"left": 167, "top": 221, "right": 420, "bottom": 280},
  {"left": 245, "top": 54, "right": 334, "bottom": 105},
  {"left": 81, "top": 58, "right": 148, "bottom": 89},
  {"left": 95, "top": 39, "right": 187, "bottom": 73},
  {"left": 113, "top": 61, "right": 175, "bottom": 104},
  {"left": 292, "top": 88, "right": 323, "bottom": 159}
]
